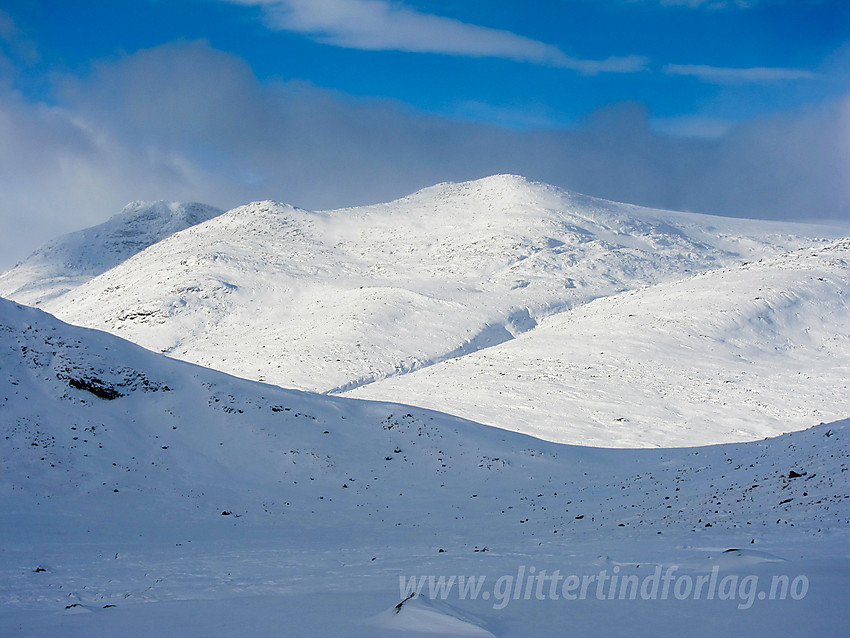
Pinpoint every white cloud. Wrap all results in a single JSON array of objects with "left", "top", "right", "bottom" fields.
[
  {"left": 663, "top": 63, "right": 818, "bottom": 83},
  {"left": 222, "top": 0, "right": 647, "bottom": 73},
  {"left": 1, "top": 41, "right": 847, "bottom": 271}
]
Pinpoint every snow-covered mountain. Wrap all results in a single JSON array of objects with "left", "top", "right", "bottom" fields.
[
  {"left": 35, "top": 176, "right": 842, "bottom": 404},
  {"left": 1, "top": 297, "right": 848, "bottom": 636},
  {"left": 0, "top": 201, "right": 224, "bottom": 306},
  {"left": 348, "top": 238, "right": 850, "bottom": 447}
]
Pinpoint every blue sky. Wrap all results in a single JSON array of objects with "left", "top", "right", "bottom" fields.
[{"left": 0, "top": 0, "right": 848, "bottom": 267}]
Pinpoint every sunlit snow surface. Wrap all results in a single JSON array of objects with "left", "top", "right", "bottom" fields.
[
  {"left": 8, "top": 175, "right": 847, "bottom": 447},
  {"left": 350, "top": 237, "right": 850, "bottom": 446}
]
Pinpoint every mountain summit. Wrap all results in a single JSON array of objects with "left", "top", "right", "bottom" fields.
[{"left": 0, "top": 201, "right": 224, "bottom": 305}]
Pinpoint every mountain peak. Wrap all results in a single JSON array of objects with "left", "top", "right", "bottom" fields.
[
  {"left": 229, "top": 200, "right": 306, "bottom": 216},
  {"left": 465, "top": 173, "right": 535, "bottom": 188},
  {"left": 35, "top": 175, "right": 843, "bottom": 409},
  {"left": 401, "top": 173, "right": 558, "bottom": 204},
  {"left": 0, "top": 200, "right": 224, "bottom": 306},
  {"left": 110, "top": 200, "right": 223, "bottom": 226}
]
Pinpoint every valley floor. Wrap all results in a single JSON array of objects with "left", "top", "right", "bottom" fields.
[
  {"left": 1, "top": 508, "right": 848, "bottom": 636},
  {"left": 2, "top": 419, "right": 848, "bottom": 637}
]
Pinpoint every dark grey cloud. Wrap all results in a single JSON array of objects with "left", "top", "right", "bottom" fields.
[{"left": 0, "top": 40, "right": 847, "bottom": 270}]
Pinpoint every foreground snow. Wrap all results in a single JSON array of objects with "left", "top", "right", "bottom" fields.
[{"left": 1, "top": 298, "right": 848, "bottom": 636}]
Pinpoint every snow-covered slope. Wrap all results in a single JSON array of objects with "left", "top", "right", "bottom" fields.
[
  {"left": 348, "top": 238, "right": 850, "bottom": 447},
  {"left": 1, "top": 298, "right": 849, "bottom": 636},
  {"left": 0, "top": 201, "right": 224, "bottom": 306},
  {"left": 39, "top": 176, "right": 841, "bottom": 399}
]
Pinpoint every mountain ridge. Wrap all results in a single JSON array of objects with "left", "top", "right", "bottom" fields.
[
  {"left": 2, "top": 178, "right": 850, "bottom": 634},
  {"left": 3, "top": 175, "right": 846, "bottom": 447}
]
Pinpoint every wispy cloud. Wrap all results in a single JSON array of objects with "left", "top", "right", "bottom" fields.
[
  {"left": 0, "top": 8, "right": 39, "bottom": 66},
  {"left": 0, "top": 9, "right": 21, "bottom": 43},
  {"left": 222, "top": 0, "right": 647, "bottom": 73},
  {"left": 663, "top": 63, "right": 818, "bottom": 83},
  {"left": 631, "top": 0, "right": 760, "bottom": 9}
]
